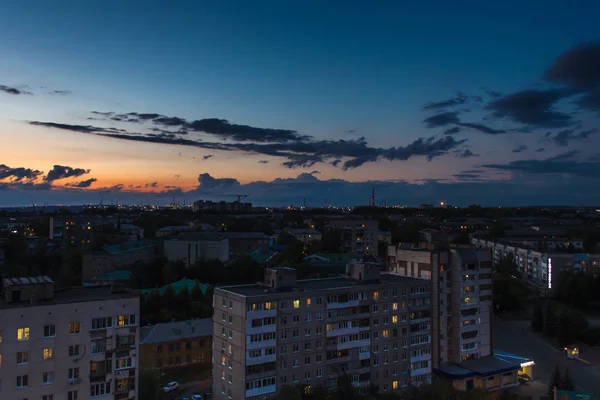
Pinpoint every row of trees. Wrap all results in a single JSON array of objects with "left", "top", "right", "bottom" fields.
[
  {"left": 548, "top": 366, "right": 574, "bottom": 397},
  {"left": 140, "top": 282, "right": 213, "bottom": 325},
  {"left": 553, "top": 269, "right": 600, "bottom": 311},
  {"left": 530, "top": 300, "right": 599, "bottom": 346},
  {"left": 492, "top": 257, "right": 531, "bottom": 315}
]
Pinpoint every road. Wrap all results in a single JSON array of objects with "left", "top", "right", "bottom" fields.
[
  {"left": 493, "top": 317, "right": 600, "bottom": 398},
  {"left": 161, "top": 379, "right": 212, "bottom": 400}
]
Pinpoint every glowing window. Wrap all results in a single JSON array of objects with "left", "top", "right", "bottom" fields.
[{"left": 293, "top": 300, "right": 300, "bottom": 309}]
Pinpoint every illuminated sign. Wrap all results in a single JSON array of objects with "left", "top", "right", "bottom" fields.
[{"left": 548, "top": 258, "right": 552, "bottom": 289}]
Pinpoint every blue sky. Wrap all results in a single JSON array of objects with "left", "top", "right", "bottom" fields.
[{"left": 1, "top": 1, "right": 600, "bottom": 206}]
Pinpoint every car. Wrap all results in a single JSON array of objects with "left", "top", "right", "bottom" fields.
[
  {"left": 162, "top": 381, "right": 179, "bottom": 393},
  {"left": 518, "top": 374, "right": 532, "bottom": 383},
  {"left": 191, "top": 395, "right": 204, "bottom": 400}
]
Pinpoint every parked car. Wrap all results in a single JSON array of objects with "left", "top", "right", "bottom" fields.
[
  {"left": 191, "top": 395, "right": 204, "bottom": 400},
  {"left": 162, "top": 381, "right": 179, "bottom": 393}
]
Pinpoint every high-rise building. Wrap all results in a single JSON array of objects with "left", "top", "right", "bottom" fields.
[
  {"left": 0, "top": 276, "right": 140, "bottom": 400},
  {"left": 212, "top": 262, "right": 432, "bottom": 400},
  {"left": 326, "top": 219, "right": 379, "bottom": 256}
]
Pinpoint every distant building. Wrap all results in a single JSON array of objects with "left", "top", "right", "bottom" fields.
[
  {"left": 164, "top": 233, "right": 230, "bottom": 265},
  {"left": 156, "top": 225, "right": 193, "bottom": 238},
  {"left": 326, "top": 218, "right": 379, "bottom": 256},
  {"left": 283, "top": 228, "right": 322, "bottom": 244},
  {"left": 193, "top": 200, "right": 252, "bottom": 212},
  {"left": 140, "top": 319, "right": 212, "bottom": 371},
  {"left": 212, "top": 264, "right": 433, "bottom": 399},
  {"left": 0, "top": 276, "right": 140, "bottom": 400},
  {"left": 82, "top": 241, "right": 158, "bottom": 283},
  {"left": 220, "top": 232, "right": 274, "bottom": 259},
  {"left": 117, "top": 224, "right": 144, "bottom": 240},
  {"left": 49, "top": 215, "right": 107, "bottom": 250}
]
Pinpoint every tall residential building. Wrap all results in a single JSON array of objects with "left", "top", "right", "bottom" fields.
[
  {"left": 326, "top": 219, "right": 379, "bottom": 256},
  {"left": 212, "top": 262, "right": 432, "bottom": 400},
  {"left": 0, "top": 276, "right": 140, "bottom": 400}
]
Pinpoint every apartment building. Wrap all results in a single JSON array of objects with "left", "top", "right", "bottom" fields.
[
  {"left": 82, "top": 241, "right": 158, "bottom": 283},
  {"left": 140, "top": 319, "right": 212, "bottom": 371},
  {"left": 49, "top": 216, "right": 107, "bottom": 251},
  {"left": 326, "top": 219, "right": 379, "bottom": 256},
  {"left": 282, "top": 228, "right": 323, "bottom": 245},
  {"left": 0, "top": 276, "right": 140, "bottom": 400},
  {"left": 212, "top": 263, "right": 432, "bottom": 400},
  {"left": 164, "top": 233, "right": 230, "bottom": 265}
]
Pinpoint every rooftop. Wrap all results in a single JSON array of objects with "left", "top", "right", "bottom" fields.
[
  {"left": 103, "top": 241, "right": 156, "bottom": 254},
  {"left": 218, "top": 272, "right": 425, "bottom": 298},
  {"left": 137, "top": 278, "right": 209, "bottom": 296},
  {"left": 1, "top": 285, "right": 138, "bottom": 309},
  {"left": 96, "top": 269, "right": 133, "bottom": 281},
  {"left": 436, "top": 354, "right": 522, "bottom": 379},
  {"left": 140, "top": 318, "right": 213, "bottom": 344},
  {"left": 3, "top": 276, "right": 53, "bottom": 286}
]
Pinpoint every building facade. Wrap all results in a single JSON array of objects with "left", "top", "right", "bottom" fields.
[
  {"left": 0, "top": 276, "right": 140, "bottom": 400},
  {"left": 140, "top": 319, "right": 212, "bottom": 371},
  {"left": 326, "top": 219, "right": 379, "bottom": 256},
  {"left": 82, "top": 241, "right": 158, "bottom": 283},
  {"left": 212, "top": 264, "right": 432, "bottom": 400},
  {"left": 164, "top": 233, "right": 230, "bottom": 265}
]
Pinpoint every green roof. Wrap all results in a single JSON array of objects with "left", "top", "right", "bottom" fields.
[
  {"left": 137, "top": 278, "right": 209, "bottom": 296},
  {"left": 306, "top": 253, "right": 361, "bottom": 264},
  {"left": 249, "top": 249, "right": 278, "bottom": 263},
  {"left": 103, "top": 241, "right": 156, "bottom": 254},
  {"left": 97, "top": 270, "right": 133, "bottom": 281}
]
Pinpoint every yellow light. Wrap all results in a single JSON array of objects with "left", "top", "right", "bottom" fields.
[{"left": 293, "top": 300, "right": 300, "bottom": 308}]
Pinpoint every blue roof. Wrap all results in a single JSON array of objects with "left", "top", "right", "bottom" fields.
[
  {"left": 103, "top": 241, "right": 154, "bottom": 254},
  {"left": 97, "top": 270, "right": 133, "bottom": 281},
  {"left": 436, "top": 354, "right": 522, "bottom": 379}
]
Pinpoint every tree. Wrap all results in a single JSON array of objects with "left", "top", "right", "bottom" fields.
[
  {"left": 531, "top": 301, "right": 544, "bottom": 332},
  {"left": 174, "top": 286, "right": 191, "bottom": 319},
  {"left": 560, "top": 367, "right": 574, "bottom": 391},
  {"left": 277, "top": 384, "right": 301, "bottom": 400},
  {"left": 548, "top": 366, "right": 561, "bottom": 397},
  {"left": 557, "top": 308, "right": 574, "bottom": 347},
  {"left": 138, "top": 369, "right": 159, "bottom": 400},
  {"left": 191, "top": 281, "right": 207, "bottom": 302},
  {"left": 543, "top": 303, "right": 557, "bottom": 338},
  {"left": 335, "top": 374, "right": 356, "bottom": 400}
]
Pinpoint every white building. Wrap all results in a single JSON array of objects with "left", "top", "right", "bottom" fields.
[{"left": 164, "top": 233, "right": 230, "bottom": 265}]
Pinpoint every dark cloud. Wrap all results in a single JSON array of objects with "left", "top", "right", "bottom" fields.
[
  {"left": 332, "top": 159, "right": 342, "bottom": 167},
  {"left": 186, "top": 118, "right": 309, "bottom": 143},
  {"left": 0, "top": 164, "right": 43, "bottom": 181},
  {"left": 482, "top": 150, "right": 599, "bottom": 178},
  {"left": 512, "top": 145, "right": 527, "bottom": 153},
  {"left": 458, "top": 122, "right": 505, "bottom": 135},
  {"left": 202, "top": 155, "right": 214, "bottom": 161},
  {"left": 486, "top": 89, "right": 573, "bottom": 128},
  {"left": 310, "top": 170, "right": 321, "bottom": 175},
  {"left": 45, "top": 165, "right": 90, "bottom": 182},
  {"left": 0, "top": 85, "right": 32, "bottom": 95},
  {"left": 544, "top": 42, "right": 600, "bottom": 90},
  {"left": 144, "top": 182, "right": 158, "bottom": 188},
  {"left": 443, "top": 127, "right": 461, "bottom": 135},
  {"left": 423, "top": 112, "right": 460, "bottom": 128},
  {"left": 29, "top": 121, "right": 128, "bottom": 135},
  {"left": 486, "top": 90, "right": 503, "bottom": 98},
  {"left": 50, "top": 90, "right": 72, "bottom": 95},
  {"left": 455, "top": 149, "right": 479, "bottom": 158},
  {"left": 197, "top": 173, "right": 240, "bottom": 190},
  {"left": 544, "top": 129, "right": 596, "bottom": 147},
  {"left": 577, "top": 88, "right": 600, "bottom": 111},
  {"left": 67, "top": 178, "right": 97, "bottom": 188},
  {"left": 258, "top": 160, "right": 270, "bottom": 164},
  {"left": 422, "top": 93, "right": 467, "bottom": 110},
  {"left": 453, "top": 172, "right": 482, "bottom": 180},
  {"left": 535, "top": 148, "right": 545, "bottom": 152}
]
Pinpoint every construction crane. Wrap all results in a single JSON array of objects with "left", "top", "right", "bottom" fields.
[{"left": 224, "top": 194, "right": 250, "bottom": 203}]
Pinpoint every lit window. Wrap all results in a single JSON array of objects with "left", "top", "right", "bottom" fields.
[
  {"left": 392, "top": 316, "right": 398, "bottom": 324},
  {"left": 306, "top": 298, "right": 311, "bottom": 307},
  {"left": 43, "top": 348, "right": 54, "bottom": 360},
  {"left": 17, "top": 327, "right": 30, "bottom": 341},
  {"left": 69, "top": 322, "right": 81, "bottom": 334},
  {"left": 293, "top": 300, "right": 300, "bottom": 309},
  {"left": 383, "top": 329, "right": 389, "bottom": 338},
  {"left": 392, "top": 302, "right": 398, "bottom": 310},
  {"left": 393, "top": 380, "right": 399, "bottom": 389},
  {"left": 373, "top": 292, "right": 379, "bottom": 300}
]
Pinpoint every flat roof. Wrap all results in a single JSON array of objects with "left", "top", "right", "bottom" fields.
[
  {"left": 436, "top": 354, "right": 522, "bottom": 379},
  {"left": 217, "top": 273, "right": 427, "bottom": 298},
  {"left": 141, "top": 318, "right": 212, "bottom": 344},
  {"left": 3, "top": 276, "right": 53, "bottom": 286},
  {"left": 0, "top": 285, "right": 138, "bottom": 309}
]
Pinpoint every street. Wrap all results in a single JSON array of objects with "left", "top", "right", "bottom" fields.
[
  {"left": 161, "top": 379, "right": 212, "bottom": 400},
  {"left": 493, "top": 317, "right": 600, "bottom": 398}
]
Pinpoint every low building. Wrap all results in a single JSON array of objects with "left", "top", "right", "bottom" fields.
[
  {"left": 156, "top": 225, "right": 193, "bottom": 238},
  {"left": 82, "top": 241, "right": 158, "bottom": 283},
  {"left": 118, "top": 224, "right": 145, "bottom": 240},
  {"left": 283, "top": 228, "right": 322, "bottom": 244},
  {"left": 436, "top": 355, "right": 520, "bottom": 392},
  {"left": 164, "top": 232, "right": 229, "bottom": 265},
  {"left": 220, "top": 232, "right": 274, "bottom": 259},
  {"left": 140, "top": 319, "right": 212, "bottom": 370},
  {"left": 0, "top": 276, "right": 140, "bottom": 400}
]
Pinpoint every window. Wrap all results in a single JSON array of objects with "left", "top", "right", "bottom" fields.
[
  {"left": 116, "top": 357, "right": 133, "bottom": 369},
  {"left": 68, "top": 367, "right": 80, "bottom": 379},
  {"left": 293, "top": 300, "right": 300, "bottom": 309},
  {"left": 69, "top": 345, "right": 80, "bottom": 357},
  {"left": 43, "top": 372, "right": 54, "bottom": 384},
  {"left": 91, "top": 317, "right": 112, "bottom": 330},
  {"left": 305, "top": 371, "right": 311, "bottom": 380},
  {"left": 317, "top": 368, "right": 322, "bottom": 378},
  {"left": 392, "top": 316, "right": 398, "bottom": 324},
  {"left": 43, "top": 348, "right": 54, "bottom": 360},
  {"left": 44, "top": 325, "right": 56, "bottom": 337},
  {"left": 306, "top": 298, "right": 311, "bottom": 307},
  {"left": 16, "top": 351, "right": 28, "bottom": 364},
  {"left": 373, "top": 291, "right": 379, "bottom": 300},
  {"left": 16, "top": 375, "right": 28, "bottom": 388},
  {"left": 90, "top": 382, "right": 110, "bottom": 397},
  {"left": 69, "top": 322, "right": 81, "bottom": 334},
  {"left": 117, "top": 315, "right": 136, "bottom": 326},
  {"left": 68, "top": 390, "right": 79, "bottom": 400},
  {"left": 17, "top": 327, "right": 30, "bottom": 341}
]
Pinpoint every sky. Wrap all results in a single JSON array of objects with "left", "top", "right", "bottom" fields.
[{"left": 1, "top": 0, "right": 600, "bottom": 207}]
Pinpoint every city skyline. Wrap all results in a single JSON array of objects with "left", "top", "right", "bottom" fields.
[{"left": 1, "top": 1, "right": 600, "bottom": 206}]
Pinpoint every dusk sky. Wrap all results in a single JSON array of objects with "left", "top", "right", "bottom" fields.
[{"left": 2, "top": 1, "right": 600, "bottom": 207}]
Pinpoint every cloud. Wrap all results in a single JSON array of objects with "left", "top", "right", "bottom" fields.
[
  {"left": 202, "top": 155, "right": 214, "bottom": 161},
  {"left": 0, "top": 84, "right": 32, "bottom": 95},
  {"left": 66, "top": 178, "right": 97, "bottom": 188},
  {"left": 535, "top": 148, "right": 545, "bottom": 152},
  {"left": 423, "top": 92, "right": 467, "bottom": 110},
  {"left": 197, "top": 173, "right": 240, "bottom": 190},
  {"left": 423, "top": 112, "right": 505, "bottom": 134},
  {"left": 258, "top": 160, "right": 270, "bottom": 164},
  {"left": 453, "top": 172, "right": 483, "bottom": 180},
  {"left": 577, "top": 88, "right": 600, "bottom": 111},
  {"left": 443, "top": 127, "right": 461, "bottom": 135},
  {"left": 45, "top": 165, "right": 90, "bottom": 181},
  {"left": 0, "top": 164, "right": 43, "bottom": 181},
  {"left": 544, "top": 129, "right": 596, "bottom": 147},
  {"left": 144, "top": 182, "right": 158, "bottom": 188},
  {"left": 486, "top": 89, "right": 573, "bottom": 128},
  {"left": 512, "top": 145, "right": 527, "bottom": 153},
  {"left": 29, "top": 121, "right": 128, "bottom": 135},
  {"left": 544, "top": 42, "right": 600, "bottom": 90},
  {"left": 482, "top": 150, "right": 599, "bottom": 178},
  {"left": 458, "top": 122, "right": 506, "bottom": 135},
  {"left": 455, "top": 149, "right": 479, "bottom": 158},
  {"left": 49, "top": 90, "right": 72, "bottom": 95},
  {"left": 310, "top": 170, "right": 321, "bottom": 175}
]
